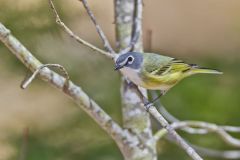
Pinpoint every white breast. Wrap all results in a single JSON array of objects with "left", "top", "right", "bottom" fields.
[
  {"left": 120, "top": 67, "right": 144, "bottom": 86},
  {"left": 120, "top": 67, "right": 172, "bottom": 90}
]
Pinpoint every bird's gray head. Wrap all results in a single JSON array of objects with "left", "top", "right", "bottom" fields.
[{"left": 114, "top": 52, "right": 143, "bottom": 70}]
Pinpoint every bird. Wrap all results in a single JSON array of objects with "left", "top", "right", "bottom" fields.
[{"left": 114, "top": 52, "right": 222, "bottom": 101}]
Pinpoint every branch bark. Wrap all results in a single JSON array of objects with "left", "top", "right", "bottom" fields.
[
  {"left": 160, "top": 121, "right": 240, "bottom": 147},
  {"left": 79, "top": 0, "right": 115, "bottom": 54},
  {"left": 0, "top": 22, "right": 139, "bottom": 157},
  {"left": 48, "top": 0, "right": 115, "bottom": 59},
  {"left": 132, "top": 86, "right": 203, "bottom": 160},
  {"left": 115, "top": 0, "right": 157, "bottom": 160}
]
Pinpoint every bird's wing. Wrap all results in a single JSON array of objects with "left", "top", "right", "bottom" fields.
[{"left": 142, "top": 53, "right": 192, "bottom": 77}]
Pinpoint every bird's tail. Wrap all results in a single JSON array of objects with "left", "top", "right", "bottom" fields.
[{"left": 190, "top": 66, "right": 223, "bottom": 75}]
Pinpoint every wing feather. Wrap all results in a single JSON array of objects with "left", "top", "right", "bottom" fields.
[{"left": 143, "top": 53, "right": 191, "bottom": 77}]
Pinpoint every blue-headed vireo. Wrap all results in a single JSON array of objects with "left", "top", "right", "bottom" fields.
[{"left": 114, "top": 52, "right": 222, "bottom": 95}]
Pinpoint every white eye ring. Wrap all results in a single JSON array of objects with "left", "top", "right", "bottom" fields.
[{"left": 127, "top": 56, "right": 134, "bottom": 64}]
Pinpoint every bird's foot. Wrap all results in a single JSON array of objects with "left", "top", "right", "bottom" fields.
[{"left": 144, "top": 101, "right": 154, "bottom": 112}]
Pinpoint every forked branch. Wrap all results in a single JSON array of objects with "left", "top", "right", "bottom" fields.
[
  {"left": 130, "top": 84, "right": 203, "bottom": 160},
  {"left": 48, "top": 0, "right": 116, "bottom": 59},
  {"left": 79, "top": 0, "right": 115, "bottom": 54},
  {"left": 0, "top": 22, "right": 137, "bottom": 155},
  {"left": 21, "top": 64, "right": 70, "bottom": 89}
]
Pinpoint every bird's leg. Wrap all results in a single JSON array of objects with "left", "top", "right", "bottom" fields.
[
  {"left": 128, "top": 84, "right": 153, "bottom": 111},
  {"left": 149, "top": 90, "right": 166, "bottom": 104},
  {"left": 126, "top": 82, "right": 164, "bottom": 112},
  {"left": 126, "top": 82, "right": 145, "bottom": 99},
  {"left": 143, "top": 90, "right": 167, "bottom": 111}
]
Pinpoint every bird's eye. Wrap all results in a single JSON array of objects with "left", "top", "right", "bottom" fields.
[{"left": 127, "top": 56, "right": 134, "bottom": 64}]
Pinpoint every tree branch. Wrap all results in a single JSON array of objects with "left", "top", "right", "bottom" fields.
[
  {"left": 151, "top": 93, "right": 240, "bottom": 148},
  {"left": 171, "top": 121, "right": 240, "bottom": 147},
  {"left": 131, "top": 85, "right": 203, "bottom": 160},
  {"left": 79, "top": 0, "right": 116, "bottom": 54},
  {"left": 132, "top": 0, "right": 143, "bottom": 51},
  {"left": 48, "top": 0, "right": 116, "bottom": 59},
  {"left": 21, "top": 64, "right": 70, "bottom": 89},
  {"left": 158, "top": 102, "right": 209, "bottom": 134},
  {"left": 166, "top": 133, "right": 240, "bottom": 159},
  {"left": 0, "top": 22, "right": 137, "bottom": 155},
  {"left": 152, "top": 95, "right": 240, "bottom": 135},
  {"left": 193, "top": 145, "right": 240, "bottom": 159},
  {"left": 148, "top": 107, "right": 203, "bottom": 160},
  {"left": 118, "top": 0, "right": 142, "bottom": 54},
  {"left": 154, "top": 120, "right": 240, "bottom": 147}
]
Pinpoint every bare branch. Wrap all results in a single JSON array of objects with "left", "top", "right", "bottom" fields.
[
  {"left": 166, "top": 133, "right": 240, "bottom": 159},
  {"left": 152, "top": 93, "right": 240, "bottom": 135},
  {"left": 130, "top": 85, "right": 203, "bottom": 160},
  {"left": 48, "top": 0, "right": 116, "bottom": 59},
  {"left": 119, "top": 0, "right": 142, "bottom": 54},
  {"left": 171, "top": 121, "right": 240, "bottom": 148},
  {"left": 151, "top": 91, "right": 210, "bottom": 134},
  {"left": 193, "top": 145, "right": 240, "bottom": 159},
  {"left": 154, "top": 120, "right": 240, "bottom": 148},
  {"left": 21, "top": 64, "right": 70, "bottom": 89},
  {"left": 0, "top": 22, "right": 137, "bottom": 155},
  {"left": 222, "top": 126, "right": 240, "bottom": 133},
  {"left": 159, "top": 104, "right": 209, "bottom": 134},
  {"left": 151, "top": 91, "right": 240, "bottom": 148},
  {"left": 79, "top": 0, "right": 116, "bottom": 54}
]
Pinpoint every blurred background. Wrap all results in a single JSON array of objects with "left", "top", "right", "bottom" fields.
[{"left": 0, "top": 0, "right": 240, "bottom": 159}]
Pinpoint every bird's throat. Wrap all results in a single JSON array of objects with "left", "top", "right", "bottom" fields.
[{"left": 120, "top": 67, "right": 144, "bottom": 86}]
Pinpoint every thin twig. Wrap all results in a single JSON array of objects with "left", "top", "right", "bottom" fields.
[
  {"left": 166, "top": 134, "right": 240, "bottom": 159},
  {"left": 154, "top": 121, "right": 240, "bottom": 148},
  {"left": 48, "top": 0, "right": 116, "bottom": 59},
  {"left": 151, "top": 91, "right": 240, "bottom": 138},
  {"left": 222, "top": 126, "right": 240, "bottom": 133},
  {"left": 79, "top": 0, "right": 115, "bottom": 54},
  {"left": 21, "top": 64, "right": 70, "bottom": 89},
  {"left": 171, "top": 121, "right": 240, "bottom": 147},
  {"left": 193, "top": 145, "right": 240, "bottom": 159},
  {"left": 156, "top": 97, "right": 240, "bottom": 134}
]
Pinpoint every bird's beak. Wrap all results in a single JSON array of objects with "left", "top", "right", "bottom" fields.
[{"left": 114, "top": 63, "right": 124, "bottom": 70}]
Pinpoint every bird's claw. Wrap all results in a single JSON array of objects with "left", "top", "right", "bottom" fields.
[{"left": 144, "top": 102, "right": 153, "bottom": 112}]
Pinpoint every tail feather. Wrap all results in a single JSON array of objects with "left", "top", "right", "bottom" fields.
[{"left": 190, "top": 67, "right": 223, "bottom": 75}]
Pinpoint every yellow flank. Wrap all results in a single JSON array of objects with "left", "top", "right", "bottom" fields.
[
  {"left": 140, "top": 67, "right": 222, "bottom": 90},
  {"left": 140, "top": 71, "right": 184, "bottom": 90},
  {"left": 139, "top": 53, "right": 222, "bottom": 90}
]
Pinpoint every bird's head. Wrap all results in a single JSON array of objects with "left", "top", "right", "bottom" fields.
[{"left": 114, "top": 52, "right": 143, "bottom": 71}]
